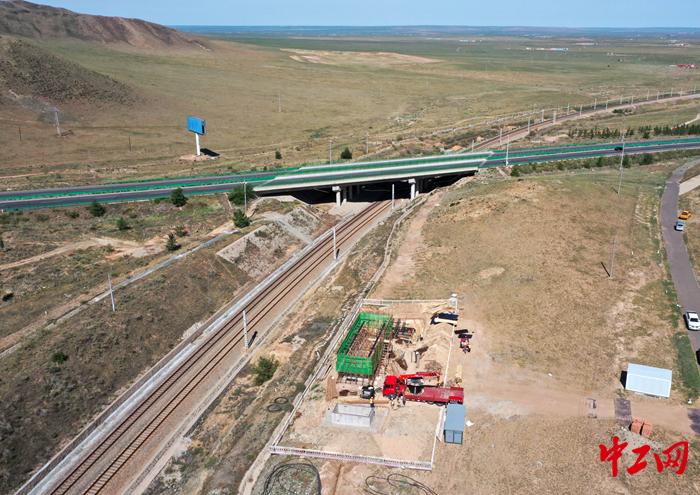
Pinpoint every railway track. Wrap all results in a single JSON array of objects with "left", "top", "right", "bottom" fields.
[
  {"left": 474, "top": 92, "right": 700, "bottom": 152},
  {"left": 39, "top": 201, "right": 391, "bottom": 495}
]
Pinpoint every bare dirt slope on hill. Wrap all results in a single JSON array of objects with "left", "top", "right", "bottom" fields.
[
  {"left": 0, "top": 36, "right": 135, "bottom": 104},
  {"left": 0, "top": 0, "right": 200, "bottom": 50}
]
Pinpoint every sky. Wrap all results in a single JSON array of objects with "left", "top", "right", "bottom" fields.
[{"left": 37, "top": 1, "right": 700, "bottom": 28}]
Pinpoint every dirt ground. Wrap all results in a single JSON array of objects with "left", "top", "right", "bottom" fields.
[
  {"left": 282, "top": 49, "right": 439, "bottom": 67},
  {"left": 317, "top": 415, "right": 699, "bottom": 495}
]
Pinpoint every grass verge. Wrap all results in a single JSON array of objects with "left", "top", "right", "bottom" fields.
[{"left": 673, "top": 332, "right": 700, "bottom": 400}]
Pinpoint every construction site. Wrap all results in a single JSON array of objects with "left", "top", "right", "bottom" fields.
[{"left": 271, "top": 299, "right": 469, "bottom": 468}]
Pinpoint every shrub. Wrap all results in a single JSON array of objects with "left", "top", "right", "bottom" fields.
[
  {"left": 35, "top": 213, "right": 49, "bottom": 222},
  {"left": 340, "top": 147, "right": 353, "bottom": 160},
  {"left": 0, "top": 234, "right": 4, "bottom": 251},
  {"left": 640, "top": 154, "right": 654, "bottom": 165},
  {"left": 228, "top": 186, "right": 257, "bottom": 206},
  {"left": 251, "top": 356, "right": 279, "bottom": 385},
  {"left": 174, "top": 225, "right": 188, "bottom": 236},
  {"left": 87, "top": 201, "right": 106, "bottom": 217},
  {"left": 275, "top": 150, "right": 283, "bottom": 160},
  {"left": 116, "top": 217, "right": 129, "bottom": 231},
  {"left": 510, "top": 166, "right": 521, "bottom": 177},
  {"left": 233, "top": 209, "right": 251, "bottom": 228},
  {"left": 170, "top": 188, "right": 188, "bottom": 207},
  {"left": 51, "top": 351, "right": 68, "bottom": 364},
  {"left": 65, "top": 210, "right": 80, "bottom": 219},
  {"left": 165, "top": 233, "right": 180, "bottom": 252},
  {"left": 622, "top": 155, "right": 631, "bottom": 168}
]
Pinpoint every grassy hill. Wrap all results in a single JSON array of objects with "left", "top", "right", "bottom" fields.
[{"left": 0, "top": 1, "right": 201, "bottom": 49}]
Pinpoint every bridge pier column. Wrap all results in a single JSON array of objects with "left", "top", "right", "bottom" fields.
[
  {"left": 409, "top": 178, "right": 417, "bottom": 200},
  {"left": 332, "top": 186, "right": 343, "bottom": 207}
]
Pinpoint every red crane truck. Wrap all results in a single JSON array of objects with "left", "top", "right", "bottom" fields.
[{"left": 382, "top": 373, "right": 464, "bottom": 405}]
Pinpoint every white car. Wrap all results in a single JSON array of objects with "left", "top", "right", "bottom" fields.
[
  {"left": 675, "top": 220, "right": 686, "bottom": 232},
  {"left": 685, "top": 311, "right": 700, "bottom": 331}
]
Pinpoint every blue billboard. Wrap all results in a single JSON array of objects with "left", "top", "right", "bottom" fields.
[{"left": 187, "top": 116, "right": 206, "bottom": 135}]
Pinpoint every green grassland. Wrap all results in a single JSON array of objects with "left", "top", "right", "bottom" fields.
[{"left": 2, "top": 34, "right": 700, "bottom": 189}]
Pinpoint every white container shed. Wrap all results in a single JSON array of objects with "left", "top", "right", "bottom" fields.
[{"left": 625, "top": 363, "right": 672, "bottom": 398}]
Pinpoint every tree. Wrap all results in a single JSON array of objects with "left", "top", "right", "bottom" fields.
[
  {"left": 165, "top": 233, "right": 180, "bottom": 252},
  {"left": 251, "top": 356, "right": 279, "bottom": 385},
  {"left": 0, "top": 234, "right": 4, "bottom": 251},
  {"left": 340, "top": 147, "right": 353, "bottom": 160},
  {"left": 228, "top": 186, "right": 256, "bottom": 206},
  {"left": 175, "top": 225, "right": 188, "bottom": 236},
  {"left": 641, "top": 154, "right": 654, "bottom": 165},
  {"left": 116, "top": 217, "right": 129, "bottom": 231},
  {"left": 622, "top": 155, "right": 631, "bottom": 168},
  {"left": 233, "top": 209, "right": 251, "bottom": 228},
  {"left": 510, "top": 166, "right": 521, "bottom": 177},
  {"left": 87, "top": 201, "right": 106, "bottom": 217},
  {"left": 275, "top": 150, "right": 283, "bottom": 160},
  {"left": 170, "top": 188, "right": 188, "bottom": 207}
]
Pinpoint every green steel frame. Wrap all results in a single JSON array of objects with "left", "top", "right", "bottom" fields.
[{"left": 336, "top": 312, "right": 394, "bottom": 376}]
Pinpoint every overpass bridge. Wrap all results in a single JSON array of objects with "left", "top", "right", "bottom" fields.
[
  {"left": 3, "top": 137, "right": 700, "bottom": 210},
  {"left": 253, "top": 152, "right": 492, "bottom": 204}
]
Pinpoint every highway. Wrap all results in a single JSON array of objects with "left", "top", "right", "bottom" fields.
[{"left": 3, "top": 137, "right": 700, "bottom": 210}]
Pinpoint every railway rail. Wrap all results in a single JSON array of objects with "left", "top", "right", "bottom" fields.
[{"left": 29, "top": 201, "right": 390, "bottom": 495}]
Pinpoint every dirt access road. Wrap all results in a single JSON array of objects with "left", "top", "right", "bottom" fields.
[{"left": 661, "top": 160, "right": 700, "bottom": 355}]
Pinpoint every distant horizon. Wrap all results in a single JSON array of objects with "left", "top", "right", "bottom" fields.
[
  {"left": 36, "top": 1, "right": 700, "bottom": 29},
  {"left": 173, "top": 25, "right": 700, "bottom": 39}
]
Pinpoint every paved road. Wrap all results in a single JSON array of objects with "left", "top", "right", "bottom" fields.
[
  {"left": 5, "top": 139, "right": 700, "bottom": 210},
  {"left": 660, "top": 160, "right": 700, "bottom": 354}
]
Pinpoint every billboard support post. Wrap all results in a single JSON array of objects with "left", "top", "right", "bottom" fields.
[{"left": 187, "top": 116, "right": 206, "bottom": 158}]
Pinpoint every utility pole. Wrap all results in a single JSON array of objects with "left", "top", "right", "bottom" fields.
[
  {"left": 609, "top": 135, "right": 626, "bottom": 279},
  {"left": 567, "top": 103, "right": 570, "bottom": 114},
  {"left": 391, "top": 183, "right": 395, "bottom": 210},
  {"left": 553, "top": 110, "right": 557, "bottom": 124},
  {"left": 18, "top": 126, "right": 22, "bottom": 142},
  {"left": 594, "top": 98, "right": 597, "bottom": 110},
  {"left": 541, "top": 108, "right": 545, "bottom": 122},
  {"left": 329, "top": 138, "right": 333, "bottom": 164},
  {"left": 471, "top": 139, "right": 475, "bottom": 152},
  {"left": 53, "top": 108, "right": 61, "bottom": 137},
  {"left": 108, "top": 273, "right": 116, "bottom": 312},
  {"left": 278, "top": 92, "right": 282, "bottom": 113},
  {"left": 332, "top": 227, "right": 337, "bottom": 261},
  {"left": 617, "top": 135, "right": 626, "bottom": 195},
  {"left": 128, "top": 136, "right": 132, "bottom": 152},
  {"left": 505, "top": 141, "right": 510, "bottom": 166},
  {"left": 579, "top": 105, "right": 583, "bottom": 117},
  {"left": 365, "top": 132, "right": 369, "bottom": 155},
  {"left": 243, "top": 310, "right": 249, "bottom": 349},
  {"left": 244, "top": 181, "right": 247, "bottom": 212},
  {"left": 527, "top": 117, "right": 531, "bottom": 135},
  {"left": 499, "top": 128, "right": 503, "bottom": 145},
  {"left": 605, "top": 100, "right": 609, "bottom": 110}
]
